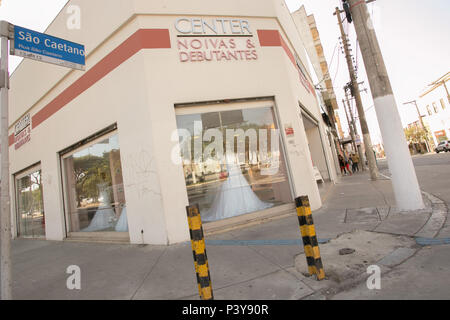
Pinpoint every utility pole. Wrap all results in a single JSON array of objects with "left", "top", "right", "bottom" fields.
[
  {"left": 344, "top": 86, "right": 365, "bottom": 171},
  {"left": 0, "top": 21, "right": 12, "bottom": 300},
  {"left": 342, "top": 98, "right": 358, "bottom": 156},
  {"left": 346, "top": 0, "right": 424, "bottom": 210},
  {"left": 429, "top": 75, "right": 450, "bottom": 104},
  {"left": 334, "top": 6, "right": 378, "bottom": 180},
  {"left": 403, "top": 100, "right": 425, "bottom": 129}
]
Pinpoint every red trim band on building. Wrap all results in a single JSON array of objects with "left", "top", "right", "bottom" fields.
[
  {"left": 32, "top": 29, "right": 171, "bottom": 129},
  {"left": 258, "top": 29, "right": 315, "bottom": 96},
  {"left": 9, "top": 29, "right": 171, "bottom": 147},
  {"left": 10, "top": 28, "right": 316, "bottom": 146}
]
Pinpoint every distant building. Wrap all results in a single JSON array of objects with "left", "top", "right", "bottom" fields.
[{"left": 418, "top": 72, "right": 450, "bottom": 146}]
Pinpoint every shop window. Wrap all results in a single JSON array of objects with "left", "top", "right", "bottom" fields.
[
  {"left": 15, "top": 165, "right": 45, "bottom": 238},
  {"left": 176, "top": 102, "right": 292, "bottom": 222},
  {"left": 61, "top": 132, "right": 127, "bottom": 233}
]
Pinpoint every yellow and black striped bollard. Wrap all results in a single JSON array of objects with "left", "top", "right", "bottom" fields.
[
  {"left": 186, "top": 204, "right": 214, "bottom": 300},
  {"left": 295, "top": 196, "right": 325, "bottom": 280}
]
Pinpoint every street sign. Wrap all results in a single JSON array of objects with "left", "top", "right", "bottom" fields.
[{"left": 11, "top": 25, "right": 85, "bottom": 70}]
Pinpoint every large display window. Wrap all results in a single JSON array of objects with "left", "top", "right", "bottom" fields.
[
  {"left": 61, "top": 131, "right": 128, "bottom": 234},
  {"left": 175, "top": 100, "right": 292, "bottom": 222},
  {"left": 15, "top": 165, "right": 45, "bottom": 238}
]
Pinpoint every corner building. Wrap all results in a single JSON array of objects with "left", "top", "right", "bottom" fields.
[{"left": 8, "top": 0, "right": 338, "bottom": 245}]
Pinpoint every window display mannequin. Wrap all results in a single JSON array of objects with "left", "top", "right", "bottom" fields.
[
  {"left": 82, "top": 182, "right": 116, "bottom": 232},
  {"left": 115, "top": 206, "right": 128, "bottom": 232},
  {"left": 202, "top": 152, "right": 273, "bottom": 222}
]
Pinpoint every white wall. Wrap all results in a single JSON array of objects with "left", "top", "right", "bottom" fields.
[
  {"left": 419, "top": 85, "right": 450, "bottom": 145},
  {"left": 8, "top": 0, "right": 338, "bottom": 244}
]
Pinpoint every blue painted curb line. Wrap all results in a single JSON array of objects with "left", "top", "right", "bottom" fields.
[
  {"left": 415, "top": 237, "right": 450, "bottom": 246},
  {"left": 203, "top": 239, "right": 331, "bottom": 246}
]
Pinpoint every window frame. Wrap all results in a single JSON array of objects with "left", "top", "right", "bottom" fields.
[
  {"left": 59, "top": 127, "right": 129, "bottom": 240},
  {"left": 174, "top": 98, "right": 296, "bottom": 220},
  {"left": 433, "top": 102, "right": 438, "bottom": 114},
  {"left": 14, "top": 162, "right": 45, "bottom": 239},
  {"left": 440, "top": 98, "right": 446, "bottom": 110}
]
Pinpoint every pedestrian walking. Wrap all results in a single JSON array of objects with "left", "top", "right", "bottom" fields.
[
  {"left": 343, "top": 153, "right": 352, "bottom": 175},
  {"left": 338, "top": 155, "right": 347, "bottom": 175},
  {"left": 351, "top": 153, "right": 359, "bottom": 172},
  {"left": 348, "top": 157, "right": 353, "bottom": 173}
]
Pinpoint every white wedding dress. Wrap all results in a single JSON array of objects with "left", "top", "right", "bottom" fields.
[
  {"left": 202, "top": 153, "right": 273, "bottom": 222},
  {"left": 82, "top": 184, "right": 116, "bottom": 232},
  {"left": 115, "top": 206, "right": 128, "bottom": 232}
]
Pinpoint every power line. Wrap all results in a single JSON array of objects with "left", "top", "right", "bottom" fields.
[{"left": 333, "top": 44, "right": 341, "bottom": 84}]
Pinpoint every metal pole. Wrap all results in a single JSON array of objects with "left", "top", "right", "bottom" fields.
[
  {"left": 342, "top": 98, "right": 358, "bottom": 156},
  {"left": 0, "top": 21, "right": 12, "bottom": 300},
  {"left": 411, "top": 101, "right": 430, "bottom": 153},
  {"left": 442, "top": 81, "right": 450, "bottom": 104},
  {"left": 347, "top": 0, "right": 424, "bottom": 210},
  {"left": 345, "top": 88, "right": 366, "bottom": 171},
  {"left": 334, "top": 7, "right": 378, "bottom": 180}
]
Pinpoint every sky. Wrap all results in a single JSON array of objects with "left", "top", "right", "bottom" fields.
[
  {"left": 0, "top": 0, "right": 69, "bottom": 72},
  {"left": 285, "top": 0, "right": 450, "bottom": 144},
  {"left": 1, "top": 0, "right": 449, "bottom": 145}
]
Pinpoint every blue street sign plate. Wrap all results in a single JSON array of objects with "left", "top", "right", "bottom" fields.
[{"left": 12, "top": 25, "right": 85, "bottom": 70}]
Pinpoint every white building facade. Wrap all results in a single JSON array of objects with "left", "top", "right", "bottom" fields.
[
  {"left": 419, "top": 73, "right": 450, "bottom": 146},
  {"left": 8, "top": 0, "right": 338, "bottom": 245}
]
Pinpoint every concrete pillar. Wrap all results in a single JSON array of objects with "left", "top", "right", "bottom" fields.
[{"left": 348, "top": 0, "right": 424, "bottom": 210}]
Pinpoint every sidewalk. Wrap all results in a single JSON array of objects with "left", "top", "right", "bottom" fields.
[{"left": 7, "top": 170, "right": 450, "bottom": 300}]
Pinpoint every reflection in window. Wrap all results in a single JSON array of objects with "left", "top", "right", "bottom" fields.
[
  {"left": 176, "top": 106, "right": 292, "bottom": 222},
  {"left": 63, "top": 134, "right": 128, "bottom": 232},
  {"left": 16, "top": 168, "right": 45, "bottom": 237}
]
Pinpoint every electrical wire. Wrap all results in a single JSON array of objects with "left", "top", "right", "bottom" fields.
[
  {"left": 314, "top": 40, "right": 339, "bottom": 88},
  {"left": 333, "top": 45, "right": 341, "bottom": 84}
]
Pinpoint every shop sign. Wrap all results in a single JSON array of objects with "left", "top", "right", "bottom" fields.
[
  {"left": 285, "top": 126, "right": 295, "bottom": 137},
  {"left": 14, "top": 113, "right": 31, "bottom": 150},
  {"left": 435, "top": 130, "right": 448, "bottom": 142},
  {"left": 175, "top": 17, "right": 258, "bottom": 63},
  {"left": 285, "top": 124, "right": 296, "bottom": 145},
  {"left": 12, "top": 25, "right": 86, "bottom": 70}
]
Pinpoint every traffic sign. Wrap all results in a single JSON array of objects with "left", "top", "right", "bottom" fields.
[{"left": 11, "top": 25, "right": 85, "bottom": 70}]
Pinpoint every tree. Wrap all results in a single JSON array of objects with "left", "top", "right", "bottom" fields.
[
  {"left": 72, "top": 153, "right": 112, "bottom": 206},
  {"left": 404, "top": 126, "right": 430, "bottom": 153}
]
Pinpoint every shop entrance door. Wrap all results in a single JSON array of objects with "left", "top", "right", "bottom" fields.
[
  {"left": 301, "top": 111, "right": 331, "bottom": 183},
  {"left": 15, "top": 165, "right": 46, "bottom": 238}
]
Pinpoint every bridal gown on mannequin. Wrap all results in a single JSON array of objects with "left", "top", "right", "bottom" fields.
[
  {"left": 82, "top": 183, "right": 116, "bottom": 232},
  {"left": 115, "top": 206, "right": 128, "bottom": 232},
  {"left": 202, "top": 153, "right": 273, "bottom": 222}
]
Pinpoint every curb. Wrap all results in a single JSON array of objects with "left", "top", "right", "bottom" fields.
[{"left": 414, "top": 192, "right": 448, "bottom": 238}]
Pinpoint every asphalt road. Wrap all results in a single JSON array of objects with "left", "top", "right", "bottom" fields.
[
  {"left": 333, "top": 152, "right": 450, "bottom": 300},
  {"left": 378, "top": 152, "right": 450, "bottom": 204}
]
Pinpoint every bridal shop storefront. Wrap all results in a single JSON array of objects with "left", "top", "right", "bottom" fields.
[
  {"left": 175, "top": 100, "right": 293, "bottom": 223},
  {"left": 8, "top": 0, "right": 338, "bottom": 245}
]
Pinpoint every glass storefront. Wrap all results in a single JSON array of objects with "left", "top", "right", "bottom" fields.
[
  {"left": 15, "top": 166, "right": 45, "bottom": 238},
  {"left": 62, "top": 132, "right": 128, "bottom": 233},
  {"left": 176, "top": 101, "right": 292, "bottom": 222}
]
